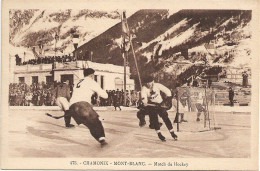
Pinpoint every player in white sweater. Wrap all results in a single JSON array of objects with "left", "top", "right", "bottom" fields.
[
  {"left": 140, "top": 76, "right": 177, "bottom": 141},
  {"left": 69, "top": 68, "right": 108, "bottom": 146}
]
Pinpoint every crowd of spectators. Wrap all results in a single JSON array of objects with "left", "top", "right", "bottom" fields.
[
  {"left": 9, "top": 82, "right": 140, "bottom": 107},
  {"left": 9, "top": 81, "right": 249, "bottom": 108},
  {"left": 92, "top": 89, "right": 139, "bottom": 107},
  {"left": 9, "top": 82, "right": 56, "bottom": 106},
  {"left": 16, "top": 55, "right": 76, "bottom": 66}
]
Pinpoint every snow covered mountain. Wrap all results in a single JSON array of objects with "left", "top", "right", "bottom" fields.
[
  {"left": 9, "top": 9, "right": 122, "bottom": 58},
  {"left": 10, "top": 9, "right": 252, "bottom": 88},
  {"left": 75, "top": 9, "right": 252, "bottom": 87}
]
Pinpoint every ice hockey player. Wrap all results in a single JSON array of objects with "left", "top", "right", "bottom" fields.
[
  {"left": 195, "top": 91, "right": 206, "bottom": 121},
  {"left": 69, "top": 68, "right": 108, "bottom": 146},
  {"left": 137, "top": 100, "right": 163, "bottom": 129},
  {"left": 140, "top": 76, "right": 177, "bottom": 141},
  {"left": 51, "top": 80, "right": 75, "bottom": 128}
]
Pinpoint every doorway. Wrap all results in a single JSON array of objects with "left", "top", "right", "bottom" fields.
[{"left": 61, "top": 74, "right": 74, "bottom": 86}]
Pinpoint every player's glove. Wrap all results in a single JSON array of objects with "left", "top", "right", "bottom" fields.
[
  {"left": 137, "top": 101, "right": 145, "bottom": 109},
  {"left": 161, "top": 96, "right": 173, "bottom": 110}
]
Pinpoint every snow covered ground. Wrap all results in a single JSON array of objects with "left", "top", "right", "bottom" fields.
[
  {"left": 6, "top": 108, "right": 250, "bottom": 158},
  {"left": 8, "top": 105, "right": 251, "bottom": 113}
]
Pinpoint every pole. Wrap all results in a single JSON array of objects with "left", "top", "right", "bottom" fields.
[
  {"left": 123, "top": 52, "right": 127, "bottom": 106},
  {"left": 176, "top": 89, "right": 180, "bottom": 132},
  {"left": 40, "top": 43, "right": 43, "bottom": 63},
  {"left": 202, "top": 79, "right": 210, "bottom": 128},
  {"left": 204, "top": 87, "right": 207, "bottom": 128},
  {"left": 130, "top": 38, "right": 142, "bottom": 89},
  {"left": 203, "top": 46, "right": 212, "bottom": 129},
  {"left": 204, "top": 80, "right": 211, "bottom": 129},
  {"left": 54, "top": 35, "right": 57, "bottom": 70},
  {"left": 124, "top": 15, "right": 142, "bottom": 89},
  {"left": 55, "top": 40, "right": 57, "bottom": 59},
  {"left": 23, "top": 52, "right": 25, "bottom": 63}
]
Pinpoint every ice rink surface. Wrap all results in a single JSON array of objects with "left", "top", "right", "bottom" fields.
[{"left": 7, "top": 107, "right": 250, "bottom": 158}]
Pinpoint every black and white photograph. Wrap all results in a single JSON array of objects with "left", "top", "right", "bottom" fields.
[{"left": 1, "top": 0, "right": 259, "bottom": 170}]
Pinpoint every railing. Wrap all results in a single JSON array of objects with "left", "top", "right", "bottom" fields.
[
  {"left": 214, "top": 90, "right": 251, "bottom": 105},
  {"left": 14, "top": 64, "right": 52, "bottom": 73},
  {"left": 177, "top": 87, "right": 251, "bottom": 107}
]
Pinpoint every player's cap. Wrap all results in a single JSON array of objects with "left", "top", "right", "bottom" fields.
[
  {"left": 84, "top": 68, "right": 95, "bottom": 77},
  {"left": 143, "top": 75, "right": 154, "bottom": 83}
]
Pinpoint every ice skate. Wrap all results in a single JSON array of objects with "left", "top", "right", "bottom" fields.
[
  {"left": 65, "top": 124, "right": 75, "bottom": 128},
  {"left": 139, "top": 121, "right": 146, "bottom": 127},
  {"left": 157, "top": 132, "right": 166, "bottom": 141},
  {"left": 170, "top": 132, "right": 178, "bottom": 140},
  {"left": 99, "top": 139, "right": 108, "bottom": 147},
  {"left": 180, "top": 113, "right": 187, "bottom": 122}
]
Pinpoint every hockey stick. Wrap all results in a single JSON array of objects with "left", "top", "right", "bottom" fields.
[
  {"left": 174, "top": 90, "right": 180, "bottom": 131},
  {"left": 45, "top": 113, "right": 65, "bottom": 119},
  {"left": 140, "top": 101, "right": 172, "bottom": 111}
]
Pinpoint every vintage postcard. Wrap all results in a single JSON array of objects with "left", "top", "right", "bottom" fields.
[{"left": 1, "top": 0, "right": 259, "bottom": 170}]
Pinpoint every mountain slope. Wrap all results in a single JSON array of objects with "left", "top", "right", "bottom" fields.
[
  {"left": 10, "top": 9, "right": 252, "bottom": 89},
  {"left": 9, "top": 9, "right": 121, "bottom": 57},
  {"left": 76, "top": 9, "right": 251, "bottom": 88}
]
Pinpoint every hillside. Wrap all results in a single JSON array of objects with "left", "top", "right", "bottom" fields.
[
  {"left": 10, "top": 9, "right": 252, "bottom": 89},
  {"left": 75, "top": 9, "right": 252, "bottom": 88},
  {"left": 9, "top": 9, "right": 122, "bottom": 58}
]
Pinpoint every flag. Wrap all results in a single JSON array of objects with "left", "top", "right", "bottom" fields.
[
  {"left": 204, "top": 43, "right": 214, "bottom": 49},
  {"left": 121, "top": 11, "right": 131, "bottom": 52},
  {"left": 54, "top": 33, "right": 59, "bottom": 41},
  {"left": 122, "top": 11, "right": 129, "bottom": 36},
  {"left": 73, "top": 34, "right": 79, "bottom": 50},
  {"left": 153, "top": 44, "right": 163, "bottom": 60},
  {"left": 204, "top": 43, "right": 215, "bottom": 55}
]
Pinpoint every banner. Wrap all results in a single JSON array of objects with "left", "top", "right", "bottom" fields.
[
  {"left": 121, "top": 11, "right": 131, "bottom": 52},
  {"left": 204, "top": 43, "right": 215, "bottom": 55}
]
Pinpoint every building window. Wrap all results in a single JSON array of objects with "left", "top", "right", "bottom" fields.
[
  {"left": 94, "top": 75, "right": 98, "bottom": 82},
  {"left": 46, "top": 76, "right": 54, "bottom": 85},
  {"left": 101, "top": 75, "right": 104, "bottom": 89},
  {"left": 61, "top": 74, "right": 74, "bottom": 85},
  {"left": 19, "top": 77, "right": 25, "bottom": 83},
  {"left": 32, "top": 76, "right": 38, "bottom": 84},
  {"left": 115, "top": 78, "right": 123, "bottom": 90}
]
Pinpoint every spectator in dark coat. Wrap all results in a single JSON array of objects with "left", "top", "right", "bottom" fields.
[
  {"left": 113, "top": 90, "right": 121, "bottom": 111},
  {"left": 228, "top": 87, "right": 234, "bottom": 107},
  {"left": 242, "top": 71, "right": 248, "bottom": 88}
]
